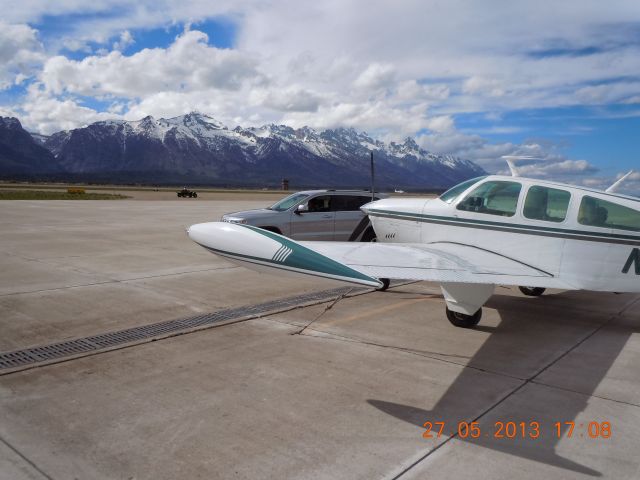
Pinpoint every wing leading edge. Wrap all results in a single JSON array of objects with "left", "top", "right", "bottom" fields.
[{"left": 188, "top": 222, "right": 571, "bottom": 290}]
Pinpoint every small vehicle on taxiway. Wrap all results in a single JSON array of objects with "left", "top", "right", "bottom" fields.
[{"left": 177, "top": 187, "right": 197, "bottom": 198}]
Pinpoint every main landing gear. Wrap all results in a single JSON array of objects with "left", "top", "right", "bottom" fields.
[
  {"left": 445, "top": 307, "right": 482, "bottom": 328},
  {"left": 376, "top": 278, "right": 391, "bottom": 291},
  {"left": 519, "top": 286, "right": 546, "bottom": 296}
]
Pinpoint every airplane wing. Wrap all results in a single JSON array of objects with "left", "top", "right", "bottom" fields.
[{"left": 188, "top": 222, "right": 573, "bottom": 290}]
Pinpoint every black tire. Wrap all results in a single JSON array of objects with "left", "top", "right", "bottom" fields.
[
  {"left": 193, "top": 193, "right": 197, "bottom": 198},
  {"left": 446, "top": 307, "right": 482, "bottom": 328},
  {"left": 518, "top": 286, "right": 546, "bottom": 297},
  {"left": 376, "top": 278, "right": 390, "bottom": 291},
  {"left": 361, "top": 227, "right": 377, "bottom": 242}
]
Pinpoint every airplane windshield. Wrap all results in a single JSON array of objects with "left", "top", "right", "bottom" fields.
[
  {"left": 268, "top": 193, "right": 310, "bottom": 211},
  {"left": 439, "top": 176, "right": 487, "bottom": 204}
]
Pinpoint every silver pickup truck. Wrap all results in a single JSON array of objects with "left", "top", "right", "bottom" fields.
[{"left": 221, "top": 189, "right": 388, "bottom": 241}]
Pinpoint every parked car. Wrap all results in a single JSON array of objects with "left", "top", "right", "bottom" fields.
[
  {"left": 177, "top": 187, "right": 197, "bottom": 198},
  {"left": 221, "top": 190, "right": 388, "bottom": 241}
]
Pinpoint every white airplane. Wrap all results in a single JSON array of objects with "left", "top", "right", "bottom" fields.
[{"left": 188, "top": 171, "right": 640, "bottom": 328}]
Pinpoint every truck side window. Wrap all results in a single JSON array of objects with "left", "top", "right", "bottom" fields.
[
  {"left": 332, "top": 195, "right": 370, "bottom": 211},
  {"left": 307, "top": 195, "right": 332, "bottom": 213},
  {"left": 456, "top": 181, "right": 522, "bottom": 217}
]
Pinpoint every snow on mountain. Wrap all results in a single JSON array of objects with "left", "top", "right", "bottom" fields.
[{"left": 12, "top": 112, "right": 486, "bottom": 188}]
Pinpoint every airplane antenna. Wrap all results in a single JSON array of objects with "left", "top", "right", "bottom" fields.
[
  {"left": 501, "top": 155, "right": 538, "bottom": 177},
  {"left": 505, "top": 158, "right": 519, "bottom": 177},
  {"left": 605, "top": 170, "right": 634, "bottom": 193}
]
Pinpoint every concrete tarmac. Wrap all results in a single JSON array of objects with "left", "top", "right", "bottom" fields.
[{"left": 0, "top": 199, "right": 639, "bottom": 479}]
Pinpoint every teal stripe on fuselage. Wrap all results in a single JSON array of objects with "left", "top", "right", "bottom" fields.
[{"left": 368, "top": 209, "right": 640, "bottom": 246}]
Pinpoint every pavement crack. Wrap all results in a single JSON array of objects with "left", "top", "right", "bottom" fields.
[
  {"left": 0, "top": 266, "right": 238, "bottom": 297},
  {"left": 0, "top": 435, "right": 55, "bottom": 480},
  {"left": 529, "top": 380, "right": 640, "bottom": 409},
  {"left": 292, "top": 288, "right": 354, "bottom": 336},
  {"left": 300, "top": 328, "right": 524, "bottom": 380}
]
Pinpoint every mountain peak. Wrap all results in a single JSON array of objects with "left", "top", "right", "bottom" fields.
[
  {"left": 178, "top": 112, "right": 226, "bottom": 130},
  {"left": 403, "top": 137, "right": 419, "bottom": 149},
  {"left": 0, "top": 116, "right": 23, "bottom": 130}
]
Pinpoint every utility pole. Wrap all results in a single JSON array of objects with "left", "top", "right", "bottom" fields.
[{"left": 370, "top": 151, "right": 375, "bottom": 201}]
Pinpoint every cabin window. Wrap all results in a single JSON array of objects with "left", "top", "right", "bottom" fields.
[
  {"left": 439, "top": 176, "right": 487, "bottom": 204},
  {"left": 578, "top": 196, "right": 640, "bottom": 232},
  {"left": 523, "top": 186, "right": 571, "bottom": 222},
  {"left": 456, "top": 181, "right": 522, "bottom": 217}
]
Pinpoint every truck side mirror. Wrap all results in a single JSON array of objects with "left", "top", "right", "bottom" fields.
[{"left": 295, "top": 204, "right": 308, "bottom": 215}]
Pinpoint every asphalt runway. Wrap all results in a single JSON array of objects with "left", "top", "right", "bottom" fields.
[{"left": 1, "top": 198, "right": 639, "bottom": 479}]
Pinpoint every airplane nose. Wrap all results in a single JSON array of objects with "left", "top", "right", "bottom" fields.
[{"left": 187, "top": 223, "right": 207, "bottom": 243}]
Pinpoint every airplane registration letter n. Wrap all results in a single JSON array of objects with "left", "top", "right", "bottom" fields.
[{"left": 622, "top": 248, "right": 640, "bottom": 275}]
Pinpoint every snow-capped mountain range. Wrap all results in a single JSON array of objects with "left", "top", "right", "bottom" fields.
[{"left": 1, "top": 113, "right": 485, "bottom": 188}]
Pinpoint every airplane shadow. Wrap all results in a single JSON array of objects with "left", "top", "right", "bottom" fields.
[{"left": 367, "top": 290, "right": 640, "bottom": 477}]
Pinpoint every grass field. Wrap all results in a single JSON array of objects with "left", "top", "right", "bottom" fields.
[{"left": 0, "top": 190, "right": 130, "bottom": 200}]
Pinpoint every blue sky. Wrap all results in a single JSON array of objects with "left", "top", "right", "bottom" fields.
[{"left": 1, "top": 0, "right": 639, "bottom": 192}]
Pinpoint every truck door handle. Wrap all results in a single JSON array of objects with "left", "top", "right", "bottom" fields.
[{"left": 322, "top": 215, "right": 332, "bottom": 219}]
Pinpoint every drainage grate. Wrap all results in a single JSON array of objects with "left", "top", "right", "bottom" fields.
[{"left": 0, "top": 286, "right": 366, "bottom": 373}]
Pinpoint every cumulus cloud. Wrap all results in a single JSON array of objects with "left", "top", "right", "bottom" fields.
[
  {"left": 254, "top": 86, "right": 324, "bottom": 112},
  {"left": 516, "top": 159, "right": 599, "bottom": 178},
  {"left": 112, "top": 30, "right": 134, "bottom": 52},
  {"left": 18, "top": 85, "right": 118, "bottom": 134},
  {"left": 281, "top": 100, "right": 435, "bottom": 139},
  {"left": 42, "top": 30, "right": 264, "bottom": 98},
  {"left": 353, "top": 63, "right": 396, "bottom": 91},
  {"left": 416, "top": 127, "right": 601, "bottom": 182},
  {"left": 579, "top": 170, "right": 640, "bottom": 196},
  {"left": 0, "top": 22, "right": 45, "bottom": 89},
  {"left": 395, "top": 81, "right": 450, "bottom": 102}
]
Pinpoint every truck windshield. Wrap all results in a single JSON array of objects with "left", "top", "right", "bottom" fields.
[{"left": 268, "top": 193, "right": 310, "bottom": 211}]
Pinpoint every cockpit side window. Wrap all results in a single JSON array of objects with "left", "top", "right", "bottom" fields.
[
  {"left": 578, "top": 196, "right": 640, "bottom": 231},
  {"left": 456, "top": 181, "right": 522, "bottom": 217},
  {"left": 439, "top": 176, "right": 487, "bottom": 204},
  {"left": 523, "top": 186, "right": 571, "bottom": 223}
]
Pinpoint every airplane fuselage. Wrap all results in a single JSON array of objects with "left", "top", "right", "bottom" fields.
[{"left": 364, "top": 175, "right": 640, "bottom": 293}]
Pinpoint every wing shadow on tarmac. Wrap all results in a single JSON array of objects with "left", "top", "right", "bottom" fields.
[{"left": 368, "top": 291, "right": 640, "bottom": 477}]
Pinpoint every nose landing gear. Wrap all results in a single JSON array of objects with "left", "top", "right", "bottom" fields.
[
  {"left": 445, "top": 307, "right": 482, "bottom": 328},
  {"left": 519, "top": 286, "right": 546, "bottom": 296}
]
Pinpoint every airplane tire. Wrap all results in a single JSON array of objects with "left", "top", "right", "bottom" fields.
[
  {"left": 519, "top": 286, "right": 546, "bottom": 297},
  {"left": 376, "top": 278, "right": 390, "bottom": 291},
  {"left": 446, "top": 307, "right": 482, "bottom": 328}
]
